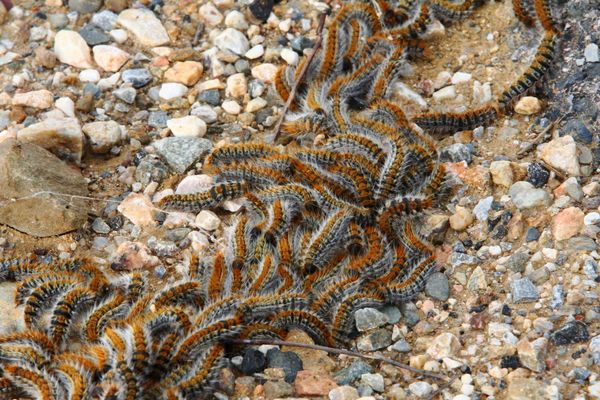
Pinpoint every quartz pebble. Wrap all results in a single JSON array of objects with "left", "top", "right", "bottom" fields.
[
  {"left": 215, "top": 28, "right": 249, "bottom": 55},
  {"left": 537, "top": 135, "right": 580, "bottom": 176},
  {"left": 552, "top": 207, "right": 584, "bottom": 240},
  {"left": 584, "top": 43, "right": 599, "bottom": 63},
  {"left": 82, "top": 120, "right": 122, "bottom": 153},
  {"left": 54, "top": 30, "right": 94, "bottom": 69},
  {"left": 93, "top": 45, "right": 130, "bottom": 72},
  {"left": 12, "top": 90, "right": 54, "bottom": 109},
  {"left": 167, "top": 116, "right": 206, "bottom": 138},
  {"left": 117, "top": 193, "right": 155, "bottom": 227},
  {"left": 159, "top": 83, "right": 188, "bottom": 101},
  {"left": 16, "top": 118, "right": 84, "bottom": 162},
  {"left": 514, "top": 96, "right": 541, "bottom": 115},
  {"left": 508, "top": 181, "right": 552, "bottom": 209},
  {"left": 117, "top": 8, "right": 170, "bottom": 47},
  {"left": 449, "top": 206, "right": 473, "bottom": 231}
]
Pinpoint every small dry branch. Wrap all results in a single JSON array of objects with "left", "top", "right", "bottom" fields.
[
  {"left": 271, "top": 7, "right": 329, "bottom": 143},
  {"left": 228, "top": 338, "right": 448, "bottom": 381}
]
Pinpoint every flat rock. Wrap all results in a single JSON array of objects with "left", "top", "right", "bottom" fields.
[
  {"left": 508, "top": 181, "right": 552, "bottom": 209},
  {"left": 117, "top": 8, "right": 170, "bottom": 47},
  {"left": 16, "top": 118, "right": 84, "bottom": 162},
  {"left": 153, "top": 137, "right": 212, "bottom": 173},
  {"left": 82, "top": 120, "right": 122, "bottom": 153},
  {"left": 12, "top": 90, "right": 54, "bottom": 109},
  {"left": 0, "top": 139, "right": 88, "bottom": 237},
  {"left": 54, "top": 30, "right": 94, "bottom": 69}
]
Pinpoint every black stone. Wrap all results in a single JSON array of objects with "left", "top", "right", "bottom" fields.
[
  {"left": 197, "top": 89, "right": 221, "bottom": 106},
  {"left": 266, "top": 349, "right": 302, "bottom": 383},
  {"left": 525, "top": 227, "right": 540, "bottom": 242},
  {"left": 551, "top": 321, "right": 590, "bottom": 345},
  {"left": 291, "top": 36, "right": 315, "bottom": 53},
  {"left": 500, "top": 355, "right": 521, "bottom": 369},
  {"left": 239, "top": 348, "right": 266, "bottom": 375},
  {"left": 79, "top": 24, "right": 111, "bottom": 46},
  {"left": 501, "top": 304, "right": 511, "bottom": 316},
  {"left": 527, "top": 162, "right": 550, "bottom": 188},
  {"left": 562, "top": 119, "right": 593, "bottom": 144},
  {"left": 249, "top": 0, "right": 274, "bottom": 21},
  {"left": 106, "top": 215, "right": 123, "bottom": 230}
]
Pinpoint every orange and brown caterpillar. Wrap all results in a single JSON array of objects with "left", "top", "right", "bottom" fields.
[{"left": 412, "top": 104, "right": 499, "bottom": 134}]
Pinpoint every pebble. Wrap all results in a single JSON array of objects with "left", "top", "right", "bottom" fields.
[
  {"left": 226, "top": 73, "right": 247, "bottom": 98},
  {"left": 329, "top": 386, "right": 359, "bottom": 400},
  {"left": 79, "top": 69, "right": 101, "bottom": 83},
  {"left": 505, "top": 251, "right": 529, "bottom": 272},
  {"left": 451, "top": 71, "right": 471, "bottom": 84},
  {"left": 354, "top": 308, "right": 389, "bottom": 332},
  {"left": 514, "top": 96, "right": 541, "bottom": 115},
  {"left": 167, "top": 116, "right": 206, "bottom": 138},
  {"left": 195, "top": 210, "right": 220, "bottom": 231},
  {"left": 122, "top": 68, "right": 152, "bottom": 88},
  {"left": 473, "top": 196, "right": 494, "bottom": 221},
  {"left": 190, "top": 104, "right": 218, "bottom": 123},
  {"left": 239, "top": 348, "right": 266, "bottom": 375},
  {"left": 113, "top": 87, "right": 136, "bottom": 104},
  {"left": 267, "top": 350, "right": 303, "bottom": 383},
  {"left": 552, "top": 207, "right": 583, "bottom": 240},
  {"left": 93, "top": 45, "right": 130, "bottom": 72},
  {"left": 334, "top": 361, "right": 373, "bottom": 385},
  {"left": 82, "top": 120, "right": 122, "bottom": 153},
  {"left": 198, "top": 89, "right": 221, "bottom": 106},
  {"left": 510, "top": 278, "right": 539, "bottom": 303},
  {"left": 281, "top": 48, "right": 299, "bottom": 65},
  {"left": 245, "top": 44, "right": 264, "bottom": 59},
  {"left": 199, "top": 2, "right": 223, "bottom": 26},
  {"left": 109, "top": 29, "right": 128, "bottom": 43},
  {"left": 508, "top": 181, "right": 552, "bottom": 209},
  {"left": 489, "top": 160, "right": 514, "bottom": 188},
  {"left": 215, "top": 28, "right": 249, "bottom": 55},
  {"left": 54, "top": 30, "right": 94, "bottom": 69},
  {"left": 222, "top": 99, "right": 241, "bottom": 115},
  {"left": 554, "top": 176, "right": 583, "bottom": 200},
  {"left": 408, "top": 382, "right": 432, "bottom": 398},
  {"left": 433, "top": 85, "right": 456, "bottom": 101},
  {"left": 360, "top": 373, "right": 384, "bottom": 392},
  {"left": 391, "top": 337, "right": 412, "bottom": 353},
  {"left": 467, "top": 266, "right": 487, "bottom": 290},
  {"left": 91, "top": 10, "right": 118, "bottom": 31},
  {"left": 68, "top": 0, "right": 102, "bottom": 13},
  {"left": 295, "top": 370, "right": 338, "bottom": 396},
  {"left": 12, "top": 89, "right": 54, "bottom": 109},
  {"left": 427, "top": 332, "right": 461, "bottom": 359},
  {"left": 224, "top": 10, "right": 248, "bottom": 30},
  {"left": 526, "top": 162, "right": 550, "bottom": 187},
  {"left": 0, "top": 139, "right": 88, "bottom": 237},
  {"left": 79, "top": 24, "right": 110, "bottom": 46},
  {"left": 249, "top": 0, "right": 274, "bottom": 21},
  {"left": 589, "top": 383, "right": 600, "bottom": 398},
  {"left": 551, "top": 321, "right": 589, "bottom": 345},
  {"left": 440, "top": 143, "right": 472, "bottom": 163},
  {"left": 449, "top": 206, "right": 473, "bottom": 231},
  {"left": 356, "top": 329, "right": 392, "bottom": 351},
  {"left": 117, "top": 8, "right": 170, "bottom": 47},
  {"left": 152, "top": 137, "right": 212, "bottom": 173},
  {"left": 584, "top": 43, "right": 599, "bottom": 63},
  {"left": 425, "top": 272, "right": 450, "bottom": 301},
  {"left": 117, "top": 193, "right": 155, "bottom": 227},
  {"left": 537, "top": 135, "right": 580, "bottom": 176},
  {"left": 92, "top": 218, "right": 111, "bottom": 234},
  {"left": 251, "top": 63, "right": 278, "bottom": 83},
  {"left": 16, "top": 118, "right": 84, "bottom": 162},
  {"left": 245, "top": 97, "right": 267, "bottom": 113},
  {"left": 584, "top": 212, "right": 600, "bottom": 225},
  {"left": 158, "top": 83, "right": 188, "bottom": 101},
  {"left": 111, "top": 241, "right": 160, "bottom": 270},
  {"left": 517, "top": 338, "right": 547, "bottom": 372},
  {"left": 164, "top": 61, "right": 203, "bottom": 86}
]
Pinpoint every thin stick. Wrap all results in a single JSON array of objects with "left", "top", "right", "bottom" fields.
[
  {"left": 516, "top": 115, "right": 564, "bottom": 158},
  {"left": 228, "top": 338, "right": 448, "bottom": 381},
  {"left": 271, "top": 9, "right": 329, "bottom": 143}
]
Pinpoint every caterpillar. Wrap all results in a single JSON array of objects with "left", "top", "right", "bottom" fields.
[{"left": 0, "top": 0, "right": 564, "bottom": 397}]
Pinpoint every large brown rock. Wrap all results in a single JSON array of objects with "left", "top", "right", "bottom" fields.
[{"left": 0, "top": 139, "right": 89, "bottom": 237}]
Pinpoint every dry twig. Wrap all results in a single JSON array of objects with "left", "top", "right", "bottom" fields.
[
  {"left": 228, "top": 338, "right": 448, "bottom": 381},
  {"left": 516, "top": 115, "right": 565, "bottom": 158},
  {"left": 270, "top": 7, "right": 330, "bottom": 143}
]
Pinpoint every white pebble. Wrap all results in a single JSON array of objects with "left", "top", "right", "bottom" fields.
[
  {"left": 79, "top": 69, "right": 101, "bottom": 83},
  {"left": 167, "top": 116, "right": 207, "bottom": 138},
  {"left": 222, "top": 100, "right": 241, "bottom": 115},
  {"left": 451, "top": 71, "right": 472, "bottom": 84},
  {"left": 55, "top": 97, "right": 75, "bottom": 117},
  {"left": 584, "top": 43, "right": 599, "bottom": 63},
  {"left": 280, "top": 48, "right": 299, "bottom": 65},
  {"left": 195, "top": 210, "right": 220, "bottom": 231},
  {"left": 245, "top": 44, "right": 264, "bottom": 60},
  {"left": 158, "top": 83, "right": 188, "bottom": 101}
]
